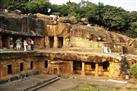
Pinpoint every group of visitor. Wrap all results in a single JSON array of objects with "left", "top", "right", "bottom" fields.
[
  {"left": 15, "top": 38, "right": 34, "bottom": 51},
  {"left": 103, "top": 46, "right": 111, "bottom": 54}
]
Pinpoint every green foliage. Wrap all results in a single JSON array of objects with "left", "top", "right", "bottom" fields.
[
  {"left": 7, "top": 0, "right": 50, "bottom": 13},
  {"left": 130, "top": 64, "right": 137, "bottom": 78},
  {"left": 3, "top": 0, "right": 137, "bottom": 37},
  {"left": 126, "top": 22, "right": 137, "bottom": 38},
  {"left": 0, "top": 0, "right": 10, "bottom": 8},
  {"left": 101, "top": 5, "right": 128, "bottom": 30},
  {"left": 25, "top": 0, "right": 49, "bottom": 12},
  {"left": 7, "top": 0, "right": 28, "bottom": 11}
]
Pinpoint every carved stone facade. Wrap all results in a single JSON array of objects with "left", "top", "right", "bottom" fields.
[{"left": 0, "top": 13, "right": 137, "bottom": 81}]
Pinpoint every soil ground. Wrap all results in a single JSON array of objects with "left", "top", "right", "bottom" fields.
[{"left": 0, "top": 74, "right": 137, "bottom": 91}]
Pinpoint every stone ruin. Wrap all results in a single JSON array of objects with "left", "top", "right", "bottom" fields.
[{"left": 0, "top": 12, "right": 137, "bottom": 82}]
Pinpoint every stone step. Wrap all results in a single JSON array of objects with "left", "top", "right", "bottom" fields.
[
  {"left": 24, "top": 76, "right": 60, "bottom": 91},
  {"left": 68, "top": 47, "right": 103, "bottom": 53}
]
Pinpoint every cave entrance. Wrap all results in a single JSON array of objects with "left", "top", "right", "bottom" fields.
[
  {"left": 91, "top": 62, "right": 96, "bottom": 71},
  {"left": 12, "top": 35, "right": 18, "bottom": 48},
  {"left": 30, "top": 61, "right": 33, "bottom": 70},
  {"left": 53, "top": 68, "right": 58, "bottom": 74},
  {"left": 73, "top": 61, "right": 82, "bottom": 74},
  {"left": 20, "top": 63, "right": 24, "bottom": 72},
  {"left": 102, "top": 61, "right": 109, "bottom": 71},
  {"left": 49, "top": 36, "right": 54, "bottom": 48},
  {"left": 7, "top": 64, "right": 12, "bottom": 75},
  {"left": 58, "top": 37, "right": 63, "bottom": 48},
  {"left": 2, "top": 35, "right": 9, "bottom": 48}
]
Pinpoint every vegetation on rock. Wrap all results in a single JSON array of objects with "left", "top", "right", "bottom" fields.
[{"left": 2, "top": 0, "right": 137, "bottom": 37}]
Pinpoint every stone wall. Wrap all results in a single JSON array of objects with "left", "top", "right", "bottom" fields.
[
  {"left": 70, "top": 37, "right": 104, "bottom": 48},
  {"left": 34, "top": 37, "right": 45, "bottom": 49},
  {"left": 108, "top": 62, "right": 120, "bottom": 78},
  {"left": 0, "top": 54, "right": 53, "bottom": 81}
]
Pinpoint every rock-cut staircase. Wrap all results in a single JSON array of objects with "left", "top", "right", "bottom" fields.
[{"left": 24, "top": 76, "right": 60, "bottom": 91}]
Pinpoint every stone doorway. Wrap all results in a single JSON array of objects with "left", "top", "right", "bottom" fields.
[
  {"left": 20, "top": 63, "right": 24, "bottom": 72},
  {"left": 73, "top": 61, "right": 82, "bottom": 74},
  {"left": 58, "top": 37, "right": 63, "bottom": 48},
  {"left": 102, "top": 61, "right": 109, "bottom": 71},
  {"left": 96, "top": 61, "right": 110, "bottom": 76},
  {"left": 2, "top": 35, "right": 9, "bottom": 48},
  {"left": 7, "top": 64, "right": 12, "bottom": 75},
  {"left": 53, "top": 68, "right": 58, "bottom": 74},
  {"left": 49, "top": 36, "right": 54, "bottom": 48}
]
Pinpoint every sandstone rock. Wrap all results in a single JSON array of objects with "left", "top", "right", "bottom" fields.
[
  {"left": 34, "top": 13, "right": 51, "bottom": 19},
  {"left": 58, "top": 16, "right": 77, "bottom": 24},
  {"left": 69, "top": 16, "right": 77, "bottom": 24},
  {"left": 81, "top": 18, "right": 88, "bottom": 25},
  {"left": 10, "top": 9, "right": 22, "bottom": 14}
]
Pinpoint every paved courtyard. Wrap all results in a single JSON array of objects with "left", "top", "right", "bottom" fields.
[
  {"left": 0, "top": 74, "right": 137, "bottom": 91},
  {"left": 0, "top": 74, "right": 57, "bottom": 91},
  {"left": 38, "top": 76, "right": 137, "bottom": 91}
]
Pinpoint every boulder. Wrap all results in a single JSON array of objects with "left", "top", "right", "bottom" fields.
[
  {"left": 81, "top": 18, "right": 88, "bottom": 25},
  {"left": 58, "top": 16, "right": 77, "bottom": 24}
]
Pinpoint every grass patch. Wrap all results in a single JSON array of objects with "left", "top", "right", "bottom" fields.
[{"left": 61, "top": 84, "right": 137, "bottom": 91}]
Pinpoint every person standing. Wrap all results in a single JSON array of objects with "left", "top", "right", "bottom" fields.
[
  {"left": 15, "top": 38, "right": 22, "bottom": 50},
  {"left": 9, "top": 38, "right": 13, "bottom": 49},
  {"left": 30, "top": 39, "right": 34, "bottom": 50},
  {"left": 27, "top": 39, "right": 31, "bottom": 51},
  {"left": 23, "top": 40, "right": 28, "bottom": 51}
]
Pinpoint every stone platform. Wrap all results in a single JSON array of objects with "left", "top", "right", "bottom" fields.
[{"left": 0, "top": 74, "right": 58, "bottom": 91}]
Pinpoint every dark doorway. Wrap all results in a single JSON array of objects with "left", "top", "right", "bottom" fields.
[
  {"left": 44, "top": 60, "right": 48, "bottom": 68},
  {"left": 73, "top": 61, "right": 82, "bottom": 70},
  {"left": 49, "top": 36, "right": 54, "bottom": 48},
  {"left": 122, "top": 46, "right": 128, "bottom": 54},
  {"left": 53, "top": 68, "right": 58, "bottom": 74},
  {"left": 30, "top": 61, "right": 33, "bottom": 69},
  {"left": 7, "top": 65, "right": 12, "bottom": 74},
  {"left": 91, "top": 62, "right": 95, "bottom": 71},
  {"left": 2, "top": 35, "right": 9, "bottom": 48},
  {"left": 13, "top": 35, "right": 19, "bottom": 48},
  {"left": 103, "top": 61, "right": 109, "bottom": 71},
  {"left": 58, "top": 37, "right": 63, "bottom": 48},
  {"left": 20, "top": 63, "right": 24, "bottom": 71}
]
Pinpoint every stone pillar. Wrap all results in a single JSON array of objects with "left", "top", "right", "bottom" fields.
[
  {"left": 81, "top": 62, "right": 85, "bottom": 76},
  {"left": 70, "top": 61, "right": 73, "bottom": 74},
  {"left": 7, "top": 36, "right": 12, "bottom": 49},
  {"left": 63, "top": 37, "right": 66, "bottom": 48},
  {"left": 57, "top": 66, "right": 60, "bottom": 75},
  {"left": 54, "top": 36, "right": 58, "bottom": 48},
  {"left": 45, "top": 36, "right": 50, "bottom": 48},
  {"left": 0, "top": 62, "right": 2, "bottom": 80},
  {"left": 0, "top": 36, "right": 2, "bottom": 49},
  {"left": 95, "top": 63, "right": 99, "bottom": 77}
]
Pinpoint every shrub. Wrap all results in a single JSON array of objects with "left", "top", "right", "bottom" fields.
[{"left": 130, "top": 64, "right": 137, "bottom": 78}]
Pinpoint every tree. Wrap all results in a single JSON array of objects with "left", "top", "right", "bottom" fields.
[
  {"left": 7, "top": 0, "right": 50, "bottom": 13},
  {"left": 78, "top": 1, "right": 97, "bottom": 22},
  {"left": 0, "top": 0, "right": 10, "bottom": 9},
  {"left": 126, "top": 22, "right": 137, "bottom": 38},
  {"left": 95, "top": 4, "right": 129, "bottom": 30},
  {"left": 25, "top": 0, "right": 50, "bottom": 13}
]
